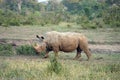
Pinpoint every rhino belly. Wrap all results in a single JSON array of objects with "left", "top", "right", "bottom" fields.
[
  {"left": 60, "top": 43, "right": 78, "bottom": 52},
  {"left": 62, "top": 48, "right": 76, "bottom": 52}
]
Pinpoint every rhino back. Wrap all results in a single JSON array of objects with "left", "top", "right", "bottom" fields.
[{"left": 44, "top": 31, "right": 85, "bottom": 52}]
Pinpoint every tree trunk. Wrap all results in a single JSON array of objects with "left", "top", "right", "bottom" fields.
[{"left": 18, "top": 0, "right": 22, "bottom": 14}]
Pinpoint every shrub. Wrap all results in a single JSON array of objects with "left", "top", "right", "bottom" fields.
[
  {"left": 38, "top": 51, "right": 46, "bottom": 57},
  {"left": 47, "top": 55, "right": 63, "bottom": 75},
  {"left": 103, "top": 5, "right": 120, "bottom": 27},
  {"left": 92, "top": 18, "right": 105, "bottom": 28},
  {"left": 16, "top": 45, "right": 36, "bottom": 55},
  {"left": 76, "top": 16, "right": 95, "bottom": 29},
  {"left": 81, "top": 21, "right": 97, "bottom": 29},
  {"left": 9, "top": 17, "right": 20, "bottom": 26},
  {"left": 0, "top": 44, "right": 14, "bottom": 56},
  {"left": 0, "top": 10, "right": 21, "bottom": 27}
]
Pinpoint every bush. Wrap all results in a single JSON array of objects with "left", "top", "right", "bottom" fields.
[
  {"left": 81, "top": 21, "right": 97, "bottom": 29},
  {"left": 16, "top": 45, "right": 36, "bottom": 55},
  {"left": 92, "top": 18, "right": 105, "bottom": 28},
  {"left": 47, "top": 55, "right": 63, "bottom": 75},
  {"left": 103, "top": 5, "right": 120, "bottom": 27},
  {"left": 9, "top": 17, "right": 21, "bottom": 26},
  {"left": 0, "top": 44, "right": 14, "bottom": 56},
  {"left": 0, "top": 10, "right": 21, "bottom": 27},
  {"left": 76, "top": 16, "right": 95, "bottom": 29}
]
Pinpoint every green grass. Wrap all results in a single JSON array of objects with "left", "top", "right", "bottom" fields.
[
  {"left": 0, "top": 44, "right": 14, "bottom": 56},
  {"left": 0, "top": 53, "right": 120, "bottom": 80},
  {"left": 16, "top": 45, "right": 37, "bottom": 55},
  {"left": 0, "top": 24, "right": 120, "bottom": 80}
]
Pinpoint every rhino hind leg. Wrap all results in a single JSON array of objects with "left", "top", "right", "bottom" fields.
[
  {"left": 73, "top": 47, "right": 82, "bottom": 60},
  {"left": 84, "top": 49, "right": 91, "bottom": 61},
  {"left": 80, "top": 45, "right": 91, "bottom": 61}
]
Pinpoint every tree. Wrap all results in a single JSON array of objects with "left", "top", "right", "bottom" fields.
[
  {"left": 105, "top": 0, "right": 120, "bottom": 6},
  {"left": 17, "top": 0, "right": 22, "bottom": 14},
  {"left": 46, "top": 0, "right": 64, "bottom": 12},
  {"left": 103, "top": 4, "right": 120, "bottom": 27},
  {"left": 62, "top": 0, "right": 103, "bottom": 19}
]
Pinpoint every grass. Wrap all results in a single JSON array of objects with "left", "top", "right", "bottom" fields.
[
  {"left": 0, "top": 44, "right": 14, "bottom": 56},
  {"left": 16, "top": 45, "right": 37, "bottom": 55},
  {"left": 0, "top": 24, "right": 120, "bottom": 80},
  {"left": 0, "top": 53, "right": 120, "bottom": 80}
]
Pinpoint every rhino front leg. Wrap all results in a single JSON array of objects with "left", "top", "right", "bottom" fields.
[
  {"left": 53, "top": 47, "right": 59, "bottom": 58},
  {"left": 44, "top": 51, "right": 49, "bottom": 58}
]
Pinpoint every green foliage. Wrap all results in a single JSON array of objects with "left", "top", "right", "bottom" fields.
[
  {"left": 105, "top": 63, "right": 120, "bottom": 73},
  {"left": 0, "top": 61, "right": 9, "bottom": 70},
  {"left": 0, "top": 60, "right": 44, "bottom": 80},
  {"left": 0, "top": 0, "right": 42, "bottom": 26},
  {"left": 0, "top": 0, "right": 119, "bottom": 27},
  {"left": 16, "top": 45, "right": 36, "bottom": 55},
  {"left": 47, "top": 55, "right": 63, "bottom": 75},
  {"left": 62, "top": 0, "right": 103, "bottom": 19},
  {"left": 46, "top": 0, "right": 64, "bottom": 12},
  {"left": 103, "top": 5, "right": 120, "bottom": 27},
  {"left": 92, "top": 18, "right": 105, "bottom": 28},
  {"left": 0, "top": 53, "right": 120, "bottom": 80},
  {"left": 0, "top": 9, "right": 21, "bottom": 26},
  {"left": 76, "top": 16, "right": 101, "bottom": 29},
  {"left": 105, "top": 0, "right": 120, "bottom": 6},
  {"left": 0, "top": 44, "right": 14, "bottom": 56}
]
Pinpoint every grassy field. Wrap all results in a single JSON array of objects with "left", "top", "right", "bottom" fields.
[
  {"left": 0, "top": 53, "right": 120, "bottom": 80},
  {"left": 0, "top": 24, "right": 120, "bottom": 80}
]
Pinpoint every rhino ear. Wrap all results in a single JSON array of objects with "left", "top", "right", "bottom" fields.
[
  {"left": 41, "top": 36, "right": 44, "bottom": 39},
  {"left": 36, "top": 35, "right": 40, "bottom": 38},
  {"left": 36, "top": 35, "right": 44, "bottom": 39},
  {"left": 36, "top": 35, "right": 44, "bottom": 42}
]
